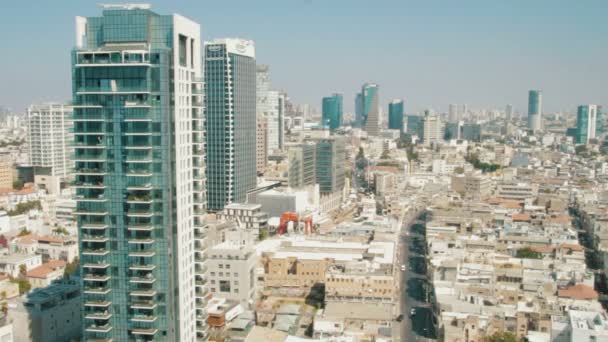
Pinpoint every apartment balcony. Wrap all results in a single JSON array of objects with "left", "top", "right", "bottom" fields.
[
  {"left": 125, "top": 153, "right": 153, "bottom": 163},
  {"left": 83, "top": 262, "right": 110, "bottom": 269},
  {"left": 130, "top": 301, "right": 157, "bottom": 310},
  {"left": 130, "top": 328, "right": 158, "bottom": 336},
  {"left": 126, "top": 183, "right": 153, "bottom": 191},
  {"left": 81, "top": 223, "right": 109, "bottom": 230},
  {"left": 129, "top": 264, "right": 156, "bottom": 271},
  {"left": 128, "top": 250, "right": 155, "bottom": 258},
  {"left": 81, "top": 235, "right": 109, "bottom": 243},
  {"left": 127, "top": 224, "right": 154, "bottom": 231},
  {"left": 129, "top": 290, "right": 156, "bottom": 297},
  {"left": 72, "top": 181, "right": 106, "bottom": 189},
  {"left": 129, "top": 276, "right": 156, "bottom": 284},
  {"left": 71, "top": 104, "right": 104, "bottom": 109},
  {"left": 124, "top": 130, "right": 152, "bottom": 136},
  {"left": 75, "top": 195, "right": 107, "bottom": 203},
  {"left": 73, "top": 155, "right": 107, "bottom": 163},
  {"left": 85, "top": 312, "right": 113, "bottom": 320},
  {"left": 83, "top": 274, "right": 111, "bottom": 282},
  {"left": 124, "top": 101, "right": 152, "bottom": 109},
  {"left": 127, "top": 237, "right": 155, "bottom": 244},
  {"left": 126, "top": 210, "right": 154, "bottom": 218},
  {"left": 127, "top": 194, "right": 152, "bottom": 204},
  {"left": 85, "top": 324, "right": 113, "bottom": 333},
  {"left": 131, "top": 315, "right": 157, "bottom": 323},
  {"left": 76, "top": 87, "right": 150, "bottom": 95},
  {"left": 84, "top": 287, "right": 111, "bottom": 295},
  {"left": 74, "top": 142, "right": 106, "bottom": 149},
  {"left": 126, "top": 169, "right": 153, "bottom": 177},
  {"left": 82, "top": 248, "right": 110, "bottom": 256},
  {"left": 74, "top": 168, "right": 107, "bottom": 176},
  {"left": 85, "top": 300, "right": 112, "bottom": 308}
]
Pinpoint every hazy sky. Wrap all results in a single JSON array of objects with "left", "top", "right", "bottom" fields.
[{"left": 0, "top": 0, "right": 606, "bottom": 114}]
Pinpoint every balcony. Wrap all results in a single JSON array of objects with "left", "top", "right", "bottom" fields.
[
  {"left": 127, "top": 224, "right": 154, "bottom": 231},
  {"left": 75, "top": 209, "right": 108, "bottom": 216},
  {"left": 83, "top": 262, "right": 110, "bottom": 269},
  {"left": 125, "top": 101, "right": 152, "bottom": 109},
  {"left": 130, "top": 301, "right": 157, "bottom": 310},
  {"left": 86, "top": 312, "right": 113, "bottom": 320},
  {"left": 131, "top": 315, "right": 157, "bottom": 323},
  {"left": 85, "top": 324, "right": 113, "bottom": 333},
  {"left": 82, "top": 249, "right": 110, "bottom": 256},
  {"left": 84, "top": 274, "right": 111, "bottom": 282},
  {"left": 129, "top": 290, "right": 156, "bottom": 297},
  {"left": 129, "top": 264, "right": 156, "bottom": 271},
  {"left": 75, "top": 195, "right": 107, "bottom": 203},
  {"left": 129, "top": 276, "right": 156, "bottom": 284},
  {"left": 84, "top": 286, "right": 111, "bottom": 295},
  {"left": 81, "top": 235, "right": 109, "bottom": 243},
  {"left": 131, "top": 328, "right": 158, "bottom": 336},
  {"left": 126, "top": 169, "right": 153, "bottom": 177},
  {"left": 72, "top": 181, "right": 106, "bottom": 189},
  {"left": 127, "top": 238, "right": 155, "bottom": 244},
  {"left": 76, "top": 87, "right": 149, "bottom": 95},
  {"left": 126, "top": 210, "right": 154, "bottom": 218},
  {"left": 126, "top": 183, "right": 153, "bottom": 191},
  {"left": 74, "top": 168, "right": 106, "bottom": 176},
  {"left": 85, "top": 300, "right": 112, "bottom": 308},
  {"left": 126, "top": 195, "right": 152, "bottom": 204},
  {"left": 81, "top": 223, "right": 109, "bottom": 230},
  {"left": 128, "top": 250, "right": 155, "bottom": 258}
]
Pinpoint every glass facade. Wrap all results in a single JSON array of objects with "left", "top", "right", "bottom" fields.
[
  {"left": 315, "top": 137, "right": 346, "bottom": 193},
  {"left": 406, "top": 115, "right": 422, "bottom": 136},
  {"left": 388, "top": 100, "right": 404, "bottom": 132},
  {"left": 321, "top": 93, "right": 343, "bottom": 131},
  {"left": 205, "top": 40, "right": 257, "bottom": 211},
  {"left": 362, "top": 83, "right": 380, "bottom": 135},
  {"left": 72, "top": 6, "right": 204, "bottom": 341},
  {"left": 527, "top": 90, "right": 542, "bottom": 131}
]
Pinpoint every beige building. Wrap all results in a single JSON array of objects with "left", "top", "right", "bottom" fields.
[
  {"left": 26, "top": 260, "right": 67, "bottom": 289},
  {"left": 263, "top": 256, "right": 332, "bottom": 290},
  {"left": 325, "top": 264, "right": 394, "bottom": 303},
  {"left": 0, "top": 155, "right": 15, "bottom": 190},
  {"left": 257, "top": 115, "right": 268, "bottom": 174},
  {"left": 464, "top": 172, "right": 492, "bottom": 200}
]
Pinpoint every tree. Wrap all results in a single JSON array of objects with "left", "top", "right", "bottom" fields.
[
  {"left": 454, "top": 167, "right": 465, "bottom": 174},
  {"left": 258, "top": 228, "right": 268, "bottom": 241},
  {"left": 53, "top": 227, "right": 69, "bottom": 235},
  {"left": 19, "top": 264, "right": 26, "bottom": 276},
  {"left": 484, "top": 332, "right": 521, "bottom": 342},
  {"left": 515, "top": 247, "right": 542, "bottom": 260},
  {"left": 380, "top": 149, "right": 390, "bottom": 159},
  {"left": 18, "top": 228, "right": 31, "bottom": 236},
  {"left": 10, "top": 278, "right": 31, "bottom": 295},
  {"left": 12, "top": 179, "right": 24, "bottom": 190},
  {"left": 356, "top": 147, "right": 365, "bottom": 160},
  {"left": 64, "top": 258, "right": 79, "bottom": 279}
]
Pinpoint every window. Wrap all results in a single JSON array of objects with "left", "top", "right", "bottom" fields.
[{"left": 219, "top": 280, "right": 231, "bottom": 293}]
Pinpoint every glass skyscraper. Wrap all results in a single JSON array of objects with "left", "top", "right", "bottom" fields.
[
  {"left": 388, "top": 99, "right": 404, "bottom": 132},
  {"left": 321, "top": 93, "right": 343, "bottom": 131},
  {"left": 361, "top": 83, "right": 380, "bottom": 136},
  {"left": 355, "top": 92, "right": 363, "bottom": 128},
  {"left": 205, "top": 39, "right": 257, "bottom": 211},
  {"left": 576, "top": 105, "right": 600, "bottom": 144},
  {"left": 72, "top": 5, "right": 206, "bottom": 341},
  {"left": 527, "top": 90, "right": 543, "bottom": 132}
]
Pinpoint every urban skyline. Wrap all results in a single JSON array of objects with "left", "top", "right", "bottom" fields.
[{"left": 1, "top": 1, "right": 607, "bottom": 113}]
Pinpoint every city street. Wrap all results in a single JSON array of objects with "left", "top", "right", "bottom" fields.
[{"left": 395, "top": 210, "right": 437, "bottom": 341}]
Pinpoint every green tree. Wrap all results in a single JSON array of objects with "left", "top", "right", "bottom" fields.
[
  {"left": 484, "top": 331, "right": 521, "bottom": 342},
  {"left": 356, "top": 147, "right": 365, "bottom": 160},
  {"left": 19, "top": 264, "right": 26, "bottom": 276},
  {"left": 18, "top": 228, "right": 31, "bottom": 236},
  {"left": 10, "top": 278, "right": 31, "bottom": 295},
  {"left": 12, "top": 179, "right": 24, "bottom": 190},
  {"left": 454, "top": 167, "right": 465, "bottom": 174},
  {"left": 515, "top": 247, "right": 543, "bottom": 259},
  {"left": 380, "top": 149, "right": 390, "bottom": 159},
  {"left": 64, "top": 258, "right": 79, "bottom": 279},
  {"left": 259, "top": 228, "right": 268, "bottom": 241}
]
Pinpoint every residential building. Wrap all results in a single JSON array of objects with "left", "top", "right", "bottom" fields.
[
  {"left": 0, "top": 253, "right": 42, "bottom": 277},
  {"left": 256, "top": 115, "right": 267, "bottom": 174},
  {"left": 321, "top": 93, "right": 343, "bottom": 131},
  {"left": 315, "top": 137, "right": 346, "bottom": 194},
  {"left": 72, "top": 5, "right": 203, "bottom": 340},
  {"left": 422, "top": 111, "right": 443, "bottom": 146},
  {"left": 528, "top": 90, "right": 543, "bottom": 132},
  {"left": 207, "top": 229, "right": 257, "bottom": 307},
  {"left": 576, "top": 104, "right": 601, "bottom": 144},
  {"left": 26, "top": 104, "right": 73, "bottom": 182},
  {"left": 464, "top": 172, "right": 492, "bottom": 201},
  {"left": 497, "top": 182, "right": 538, "bottom": 201},
  {"left": 0, "top": 313, "right": 13, "bottom": 342},
  {"left": 206, "top": 38, "right": 256, "bottom": 211},
  {"left": 361, "top": 83, "right": 380, "bottom": 136},
  {"left": 287, "top": 143, "right": 316, "bottom": 188},
  {"left": 216, "top": 203, "right": 268, "bottom": 238},
  {"left": 388, "top": 99, "right": 404, "bottom": 132},
  {"left": 10, "top": 233, "right": 78, "bottom": 262},
  {"left": 9, "top": 281, "right": 81, "bottom": 342},
  {"left": 26, "top": 260, "right": 67, "bottom": 289},
  {"left": 256, "top": 65, "right": 284, "bottom": 153},
  {"left": 0, "top": 155, "right": 14, "bottom": 190}
]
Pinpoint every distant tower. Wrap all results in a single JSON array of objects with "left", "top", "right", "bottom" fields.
[
  {"left": 576, "top": 105, "right": 600, "bottom": 144},
  {"left": 448, "top": 104, "right": 458, "bottom": 123},
  {"left": 321, "top": 93, "right": 343, "bottom": 131},
  {"left": 505, "top": 104, "right": 513, "bottom": 121},
  {"left": 461, "top": 104, "right": 468, "bottom": 121},
  {"left": 361, "top": 83, "right": 380, "bottom": 136},
  {"left": 388, "top": 99, "right": 404, "bottom": 132},
  {"left": 527, "top": 90, "right": 543, "bottom": 132},
  {"left": 354, "top": 93, "right": 363, "bottom": 128}
]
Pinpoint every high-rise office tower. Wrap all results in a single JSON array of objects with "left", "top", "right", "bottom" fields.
[
  {"left": 27, "top": 103, "right": 73, "bottom": 180},
  {"left": 361, "top": 83, "right": 380, "bottom": 136},
  {"left": 448, "top": 104, "right": 458, "bottom": 123},
  {"left": 205, "top": 38, "right": 256, "bottom": 211},
  {"left": 406, "top": 115, "right": 423, "bottom": 137},
  {"left": 256, "top": 115, "right": 268, "bottom": 174},
  {"left": 505, "top": 104, "right": 513, "bottom": 121},
  {"left": 315, "top": 137, "right": 346, "bottom": 194},
  {"left": 576, "top": 105, "right": 601, "bottom": 144},
  {"left": 527, "top": 90, "right": 543, "bottom": 132},
  {"left": 354, "top": 93, "right": 363, "bottom": 127},
  {"left": 72, "top": 4, "right": 205, "bottom": 341},
  {"left": 256, "top": 65, "right": 283, "bottom": 153},
  {"left": 321, "top": 93, "right": 343, "bottom": 131},
  {"left": 287, "top": 142, "right": 316, "bottom": 188},
  {"left": 461, "top": 104, "right": 468, "bottom": 121},
  {"left": 388, "top": 99, "right": 404, "bottom": 132},
  {"left": 422, "top": 111, "right": 443, "bottom": 146}
]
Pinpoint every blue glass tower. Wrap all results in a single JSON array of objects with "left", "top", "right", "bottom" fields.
[
  {"left": 321, "top": 93, "right": 343, "bottom": 131},
  {"left": 527, "top": 90, "right": 542, "bottom": 132},
  {"left": 388, "top": 100, "right": 404, "bottom": 132},
  {"left": 72, "top": 5, "right": 206, "bottom": 341},
  {"left": 361, "top": 83, "right": 380, "bottom": 136}
]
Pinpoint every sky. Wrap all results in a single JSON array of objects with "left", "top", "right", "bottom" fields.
[{"left": 0, "top": 0, "right": 606, "bottom": 115}]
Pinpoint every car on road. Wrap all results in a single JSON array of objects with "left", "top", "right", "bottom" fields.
[
  {"left": 410, "top": 308, "right": 416, "bottom": 316},
  {"left": 395, "top": 314, "right": 404, "bottom": 322},
  {"left": 401, "top": 265, "right": 406, "bottom": 271}
]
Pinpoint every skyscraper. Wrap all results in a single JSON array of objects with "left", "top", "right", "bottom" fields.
[
  {"left": 256, "top": 116, "right": 267, "bottom": 174},
  {"left": 354, "top": 92, "right": 363, "bottom": 127},
  {"left": 576, "top": 105, "right": 600, "bottom": 144},
  {"left": 205, "top": 38, "right": 256, "bottom": 211},
  {"left": 321, "top": 93, "right": 343, "bottom": 131},
  {"left": 505, "top": 104, "right": 513, "bottom": 121},
  {"left": 72, "top": 4, "right": 205, "bottom": 341},
  {"left": 27, "top": 103, "right": 73, "bottom": 180},
  {"left": 527, "top": 90, "right": 543, "bottom": 132},
  {"left": 448, "top": 104, "right": 458, "bottom": 123},
  {"left": 315, "top": 137, "right": 346, "bottom": 194},
  {"left": 388, "top": 99, "right": 404, "bottom": 132},
  {"left": 361, "top": 83, "right": 380, "bottom": 136},
  {"left": 256, "top": 65, "right": 283, "bottom": 153},
  {"left": 422, "top": 111, "right": 443, "bottom": 146}
]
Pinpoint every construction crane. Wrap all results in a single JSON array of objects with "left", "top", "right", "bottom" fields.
[{"left": 277, "top": 212, "right": 314, "bottom": 235}]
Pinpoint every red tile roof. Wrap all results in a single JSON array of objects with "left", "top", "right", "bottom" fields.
[{"left": 558, "top": 284, "right": 598, "bottom": 300}]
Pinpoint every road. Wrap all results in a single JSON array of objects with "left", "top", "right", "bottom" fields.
[{"left": 395, "top": 209, "right": 437, "bottom": 341}]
